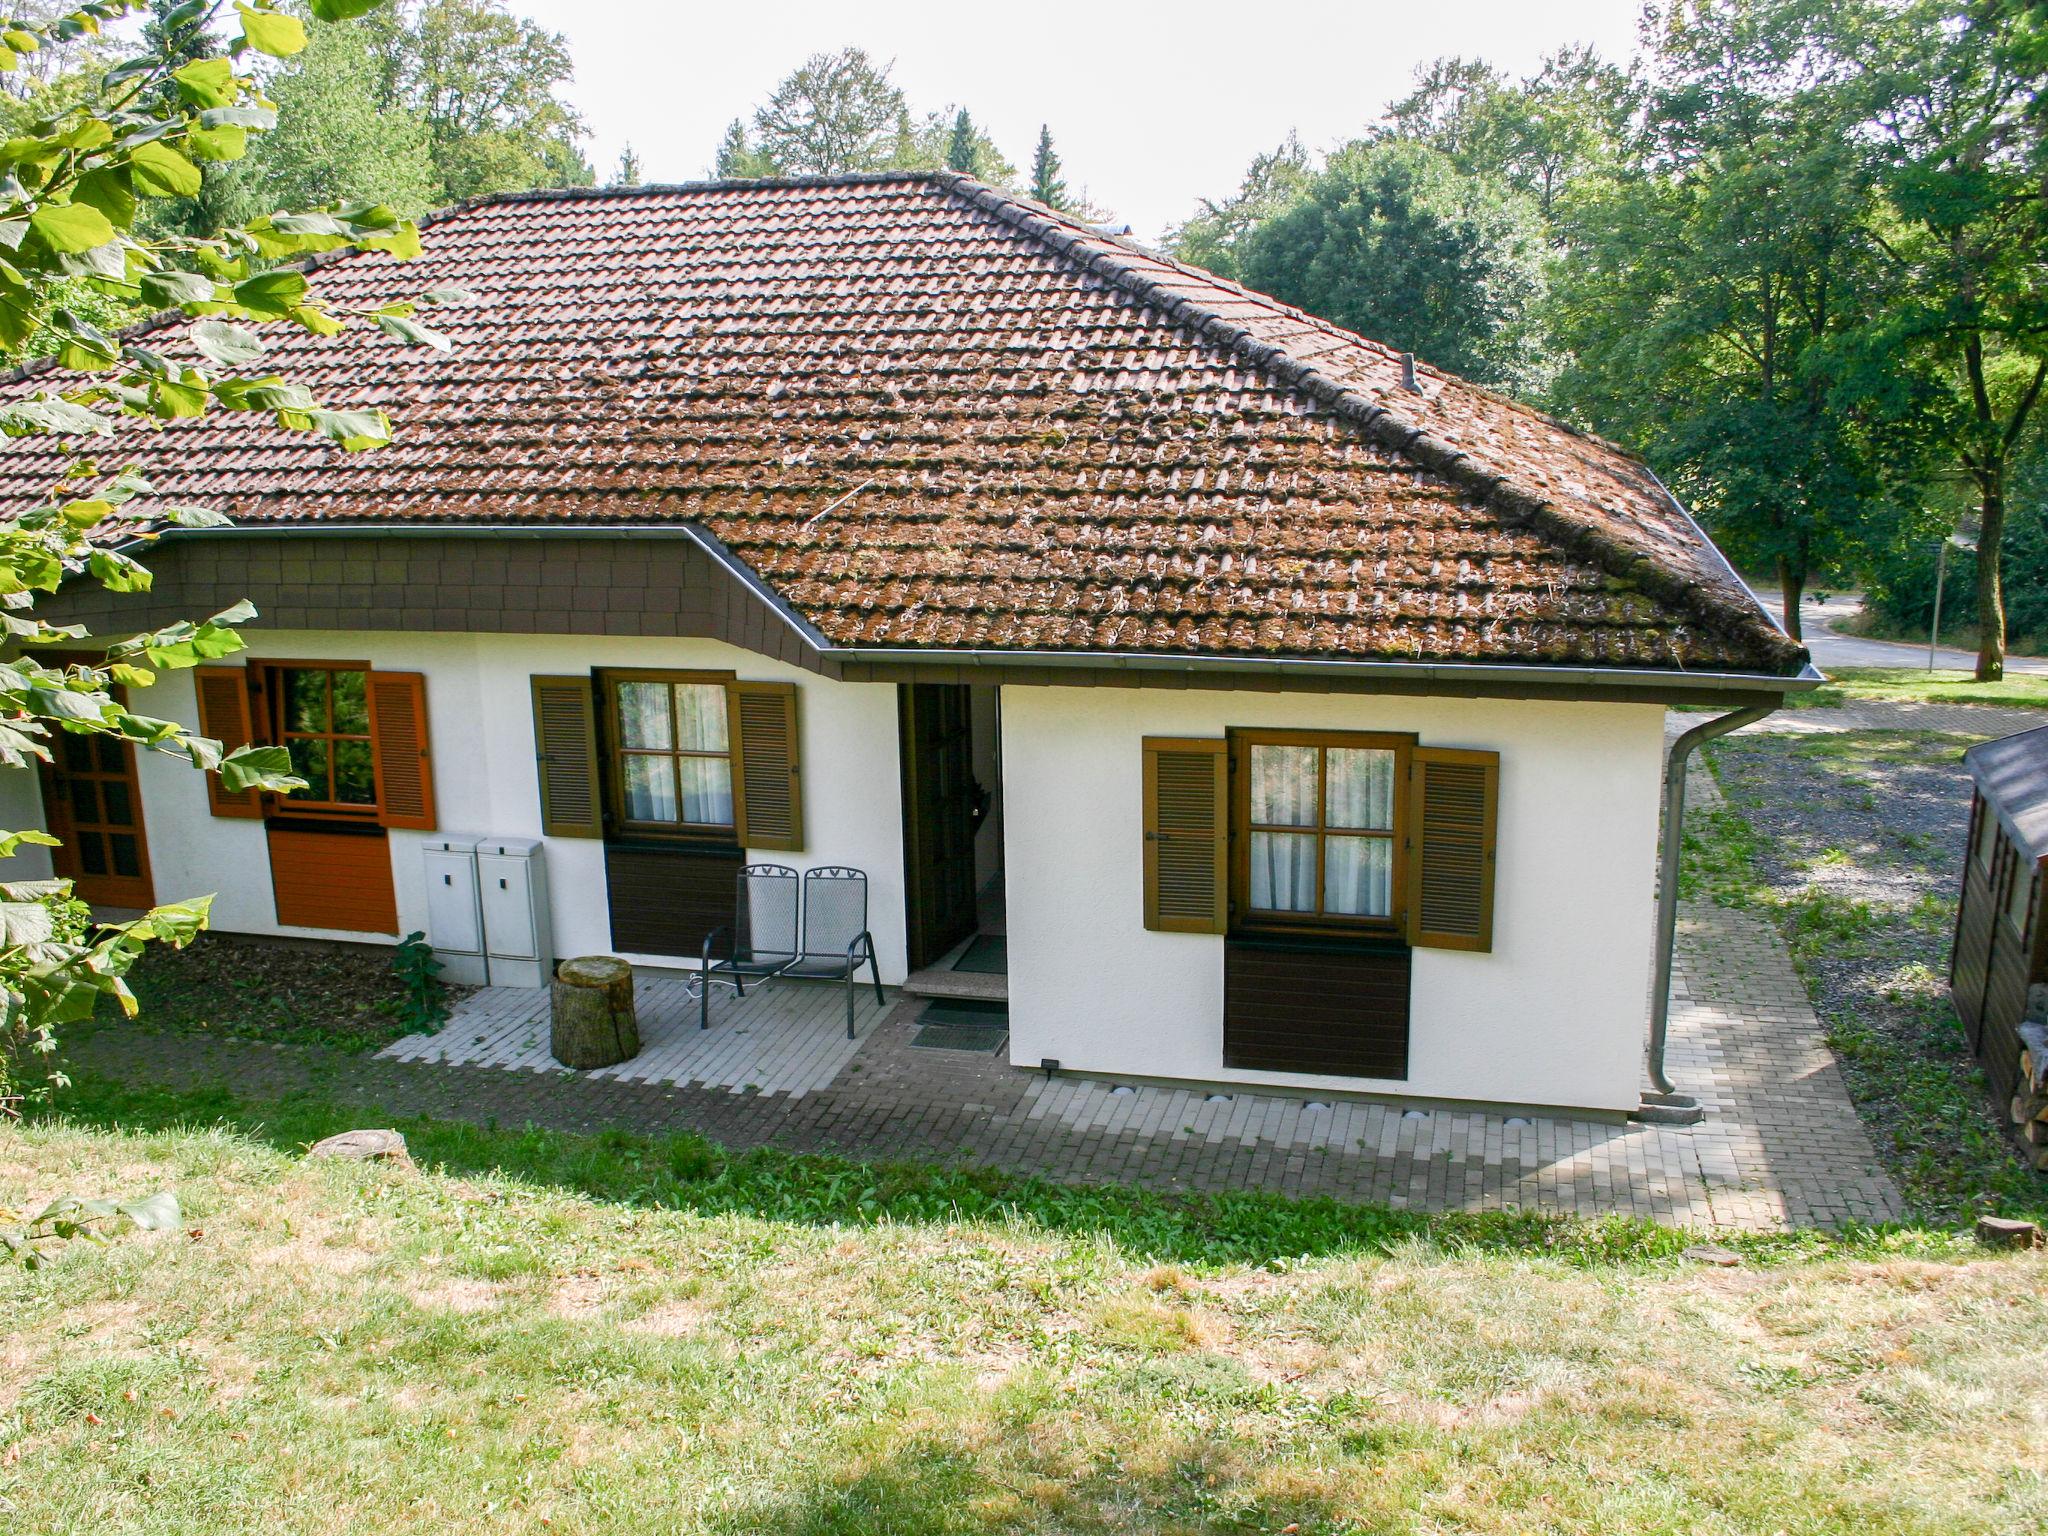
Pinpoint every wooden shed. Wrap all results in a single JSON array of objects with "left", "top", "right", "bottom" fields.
[{"left": 1953, "top": 725, "right": 2048, "bottom": 1100}]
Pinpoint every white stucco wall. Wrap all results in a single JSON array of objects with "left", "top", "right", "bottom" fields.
[
  {"left": 90, "top": 632, "right": 911, "bottom": 981},
  {"left": 1000, "top": 687, "right": 1668, "bottom": 1113}
]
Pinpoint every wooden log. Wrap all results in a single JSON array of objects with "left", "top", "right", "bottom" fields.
[
  {"left": 1976, "top": 1215, "right": 2045, "bottom": 1249},
  {"left": 2019, "top": 1020, "right": 2048, "bottom": 1096},
  {"left": 550, "top": 956, "right": 640, "bottom": 1070}
]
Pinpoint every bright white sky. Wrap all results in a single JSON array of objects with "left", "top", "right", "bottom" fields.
[{"left": 512, "top": 0, "right": 1649, "bottom": 240}]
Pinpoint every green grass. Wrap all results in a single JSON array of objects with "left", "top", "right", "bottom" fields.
[
  {"left": 4, "top": 1100, "right": 2042, "bottom": 1535},
  {"left": 1790, "top": 665, "right": 2048, "bottom": 711}
]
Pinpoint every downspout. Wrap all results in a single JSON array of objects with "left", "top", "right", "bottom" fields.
[{"left": 1642, "top": 701, "right": 1777, "bottom": 1123}]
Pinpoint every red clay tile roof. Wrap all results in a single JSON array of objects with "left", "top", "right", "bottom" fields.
[{"left": 0, "top": 172, "right": 1805, "bottom": 676}]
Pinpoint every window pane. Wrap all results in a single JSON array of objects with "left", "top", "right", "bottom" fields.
[
  {"left": 60, "top": 735, "right": 92, "bottom": 774},
  {"left": 1249, "top": 830, "right": 1316, "bottom": 912},
  {"left": 92, "top": 736, "right": 123, "bottom": 773},
  {"left": 623, "top": 754, "right": 678, "bottom": 822},
  {"left": 333, "top": 739, "right": 376, "bottom": 805},
  {"left": 1325, "top": 835, "right": 1393, "bottom": 917},
  {"left": 2009, "top": 869, "right": 2037, "bottom": 930},
  {"left": 79, "top": 831, "right": 106, "bottom": 876},
  {"left": 100, "top": 780, "right": 133, "bottom": 827},
  {"left": 331, "top": 670, "right": 369, "bottom": 735},
  {"left": 618, "top": 682, "right": 673, "bottom": 750},
  {"left": 68, "top": 780, "right": 98, "bottom": 824},
  {"left": 1326, "top": 748, "right": 1395, "bottom": 830},
  {"left": 109, "top": 833, "right": 140, "bottom": 878},
  {"left": 286, "top": 737, "right": 330, "bottom": 799},
  {"left": 679, "top": 756, "right": 735, "bottom": 826},
  {"left": 283, "top": 669, "right": 328, "bottom": 734},
  {"left": 1249, "top": 745, "right": 1318, "bottom": 827},
  {"left": 674, "top": 683, "right": 729, "bottom": 752}
]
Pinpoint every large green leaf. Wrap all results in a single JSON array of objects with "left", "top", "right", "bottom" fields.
[
  {"left": 191, "top": 318, "right": 266, "bottom": 367},
  {"left": 130, "top": 141, "right": 203, "bottom": 199},
  {"left": 237, "top": 4, "right": 306, "bottom": 57},
  {"left": 233, "top": 269, "right": 308, "bottom": 317},
  {"left": 308, "top": 0, "right": 389, "bottom": 18},
  {"left": 28, "top": 202, "right": 114, "bottom": 255}
]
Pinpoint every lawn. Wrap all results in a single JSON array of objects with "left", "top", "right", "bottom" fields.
[
  {"left": 4, "top": 1090, "right": 2044, "bottom": 1536},
  {"left": 1693, "top": 731, "right": 2046, "bottom": 1225},
  {"left": 1789, "top": 665, "right": 2048, "bottom": 711}
]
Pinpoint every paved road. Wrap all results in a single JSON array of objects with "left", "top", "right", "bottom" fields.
[{"left": 1751, "top": 590, "right": 2048, "bottom": 675}]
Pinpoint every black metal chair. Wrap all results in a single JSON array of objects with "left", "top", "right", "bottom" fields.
[
  {"left": 780, "top": 866, "right": 886, "bottom": 1039},
  {"left": 699, "top": 863, "right": 800, "bottom": 1031}
]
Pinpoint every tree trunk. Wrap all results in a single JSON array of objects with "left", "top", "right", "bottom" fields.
[
  {"left": 1777, "top": 557, "right": 1805, "bottom": 642},
  {"left": 1975, "top": 475, "right": 2006, "bottom": 682},
  {"left": 550, "top": 956, "right": 640, "bottom": 1069}
]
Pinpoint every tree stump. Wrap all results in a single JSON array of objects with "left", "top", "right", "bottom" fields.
[
  {"left": 551, "top": 956, "right": 640, "bottom": 1069},
  {"left": 307, "top": 1129, "right": 411, "bottom": 1167}
]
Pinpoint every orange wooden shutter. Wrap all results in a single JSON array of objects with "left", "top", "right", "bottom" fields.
[
  {"left": 1406, "top": 746, "right": 1499, "bottom": 952},
  {"left": 193, "top": 665, "right": 261, "bottom": 819},
  {"left": 731, "top": 680, "right": 802, "bottom": 851},
  {"left": 368, "top": 671, "right": 436, "bottom": 831},
  {"left": 531, "top": 674, "right": 602, "bottom": 838},
  {"left": 1143, "top": 737, "right": 1228, "bottom": 934}
]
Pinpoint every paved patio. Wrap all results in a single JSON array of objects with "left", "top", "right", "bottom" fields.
[
  {"left": 381, "top": 968, "right": 890, "bottom": 1096},
  {"left": 62, "top": 743, "right": 1902, "bottom": 1231}
]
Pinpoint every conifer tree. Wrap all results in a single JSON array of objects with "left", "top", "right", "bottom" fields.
[
  {"left": 945, "top": 106, "right": 977, "bottom": 173},
  {"left": 1029, "top": 124, "right": 1067, "bottom": 209}
]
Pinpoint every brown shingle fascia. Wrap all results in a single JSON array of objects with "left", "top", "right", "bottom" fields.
[{"left": 924, "top": 172, "right": 1802, "bottom": 676}]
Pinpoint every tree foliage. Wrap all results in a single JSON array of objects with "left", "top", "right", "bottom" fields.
[
  {"left": 1237, "top": 140, "right": 1551, "bottom": 392},
  {"left": 1029, "top": 123, "right": 1066, "bottom": 210},
  {"left": 0, "top": 0, "right": 447, "bottom": 1108}
]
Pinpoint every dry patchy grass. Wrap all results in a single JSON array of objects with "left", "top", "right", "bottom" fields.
[{"left": 3, "top": 1119, "right": 2047, "bottom": 1534}]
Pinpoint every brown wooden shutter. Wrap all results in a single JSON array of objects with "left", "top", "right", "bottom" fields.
[
  {"left": 367, "top": 671, "right": 436, "bottom": 831},
  {"left": 1143, "top": 737, "right": 1227, "bottom": 934},
  {"left": 193, "top": 665, "right": 261, "bottom": 819},
  {"left": 531, "top": 674, "right": 602, "bottom": 838},
  {"left": 1406, "top": 746, "right": 1499, "bottom": 952},
  {"left": 731, "top": 680, "right": 802, "bottom": 851}
]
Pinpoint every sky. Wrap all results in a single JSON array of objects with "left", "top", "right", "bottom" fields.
[{"left": 512, "top": 0, "right": 1650, "bottom": 240}]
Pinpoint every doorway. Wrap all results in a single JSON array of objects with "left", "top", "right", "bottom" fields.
[
  {"left": 40, "top": 726, "right": 155, "bottom": 909},
  {"left": 898, "top": 683, "right": 1004, "bottom": 974}
]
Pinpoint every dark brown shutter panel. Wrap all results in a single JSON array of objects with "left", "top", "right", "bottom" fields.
[
  {"left": 731, "top": 680, "right": 802, "bottom": 851},
  {"left": 193, "top": 665, "right": 261, "bottom": 819},
  {"left": 1407, "top": 746, "right": 1499, "bottom": 952},
  {"left": 531, "top": 674, "right": 602, "bottom": 838},
  {"left": 368, "top": 671, "right": 436, "bottom": 831},
  {"left": 1143, "top": 737, "right": 1227, "bottom": 934}
]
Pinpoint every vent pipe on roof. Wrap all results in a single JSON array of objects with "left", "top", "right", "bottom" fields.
[{"left": 1399, "top": 353, "right": 1421, "bottom": 393}]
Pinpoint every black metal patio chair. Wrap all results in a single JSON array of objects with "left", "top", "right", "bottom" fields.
[
  {"left": 780, "top": 865, "right": 886, "bottom": 1039},
  {"left": 699, "top": 862, "right": 800, "bottom": 1031}
]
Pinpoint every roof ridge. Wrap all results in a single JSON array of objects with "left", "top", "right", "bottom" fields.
[{"left": 922, "top": 171, "right": 1799, "bottom": 671}]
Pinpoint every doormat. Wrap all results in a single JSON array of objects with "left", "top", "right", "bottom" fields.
[
  {"left": 912, "top": 998, "right": 1010, "bottom": 1052},
  {"left": 950, "top": 934, "right": 1008, "bottom": 974}
]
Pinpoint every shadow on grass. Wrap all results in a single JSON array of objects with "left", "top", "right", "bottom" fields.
[{"left": 34, "top": 1069, "right": 1941, "bottom": 1271}]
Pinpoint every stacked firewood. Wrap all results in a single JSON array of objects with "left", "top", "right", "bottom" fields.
[{"left": 2015, "top": 1008, "right": 2048, "bottom": 1174}]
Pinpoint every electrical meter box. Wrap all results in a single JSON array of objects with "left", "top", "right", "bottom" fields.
[
  {"left": 477, "top": 836, "right": 552, "bottom": 988},
  {"left": 421, "top": 835, "right": 486, "bottom": 985}
]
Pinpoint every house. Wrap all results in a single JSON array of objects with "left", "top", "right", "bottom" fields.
[
  {"left": 1953, "top": 724, "right": 2048, "bottom": 1102},
  {"left": 0, "top": 172, "right": 1814, "bottom": 1116}
]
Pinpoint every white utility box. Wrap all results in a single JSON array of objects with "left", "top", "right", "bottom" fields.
[
  {"left": 421, "top": 835, "right": 487, "bottom": 985},
  {"left": 477, "top": 836, "right": 552, "bottom": 988}
]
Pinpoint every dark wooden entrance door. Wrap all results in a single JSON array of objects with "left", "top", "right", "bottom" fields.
[
  {"left": 41, "top": 727, "right": 155, "bottom": 909},
  {"left": 899, "top": 683, "right": 979, "bottom": 971}
]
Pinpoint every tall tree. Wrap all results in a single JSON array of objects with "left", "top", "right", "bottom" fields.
[
  {"left": 613, "top": 142, "right": 642, "bottom": 187},
  {"left": 1852, "top": 0, "right": 2048, "bottom": 679},
  {"left": 944, "top": 106, "right": 976, "bottom": 173},
  {"left": 1237, "top": 140, "right": 1551, "bottom": 392},
  {"left": 1379, "top": 48, "right": 1634, "bottom": 225},
  {"left": 379, "top": 0, "right": 591, "bottom": 201},
  {"left": 1166, "top": 134, "right": 1312, "bottom": 280},
  {"left": 1550, "top": 0, "right": 1912, "bottom": 639},
  {"left": 749, "top": 47, "right": 905, "bottom": 174},
  {"left": 237, "top": 13, "right": 439, "bottom": 218},
  {"left": 1029, "top": 123, "right": 1067, "bottom": 209},
  {"left": 713, "top": 117, "right": 776, "bottom": 178}
]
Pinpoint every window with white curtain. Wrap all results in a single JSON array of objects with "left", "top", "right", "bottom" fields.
[
  {"left": 604, "top": 672, "right": 736, "bottom": 834},
  {"left": 1235, "top": 731, "right": 1408, "bottom": 930}
]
